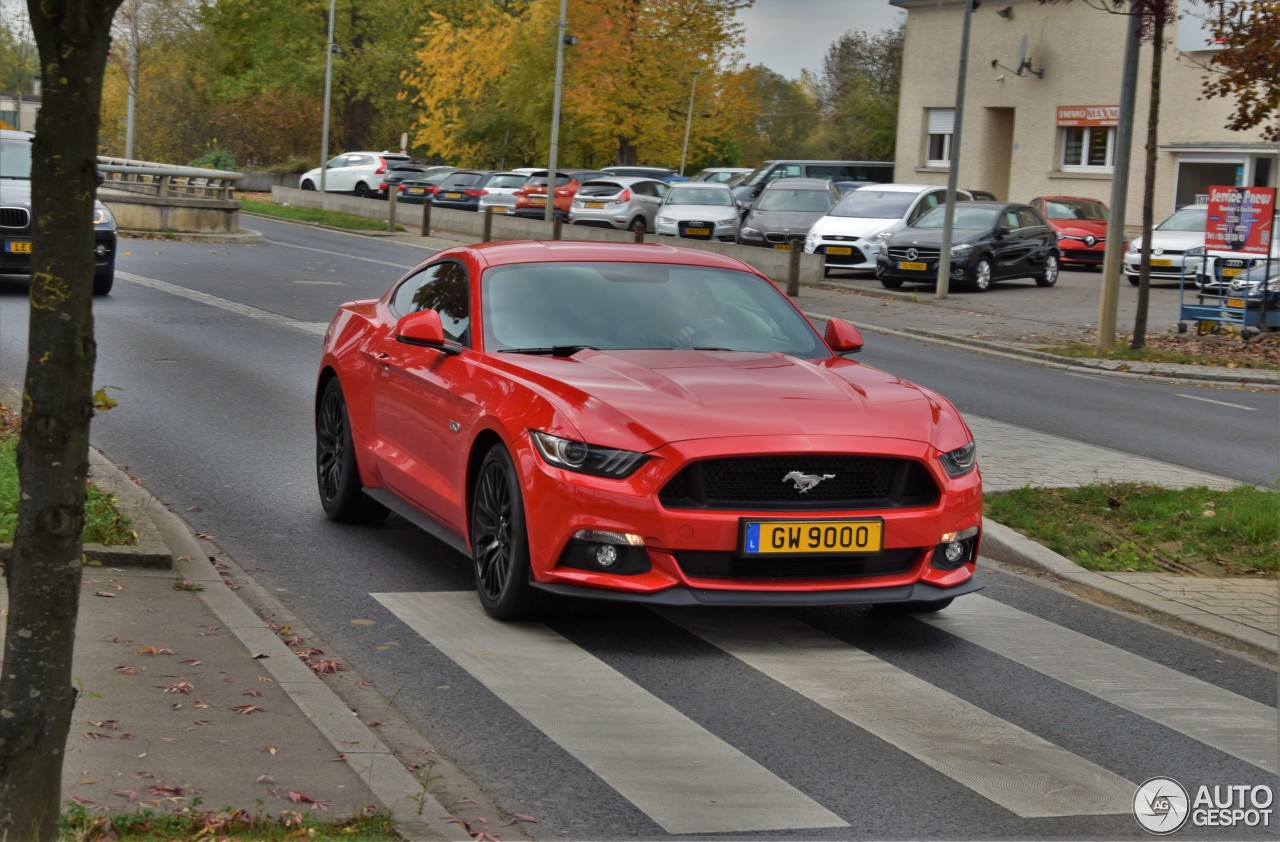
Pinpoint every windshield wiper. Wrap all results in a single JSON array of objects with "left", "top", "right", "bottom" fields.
[{"left": 501, "top": 345, "right": 596, "bottom": 356}]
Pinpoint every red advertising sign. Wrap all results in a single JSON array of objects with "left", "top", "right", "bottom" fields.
[
  {"left": 1205, "top": 186, "right": 1276, "bottom": 254},
  {"left": 1056, "top": 106, "right": 1120, "bottom": 127}
]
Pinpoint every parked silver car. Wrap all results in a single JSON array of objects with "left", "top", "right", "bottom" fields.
[
  {"left": 654, "top": 182, "right": 741, "bottom": 242},
  {"left": 477, "top": 169, "right": 538, "bottom": 215},
  {"left": 569, "top": 177, "right": 669, "bottom": 232}
]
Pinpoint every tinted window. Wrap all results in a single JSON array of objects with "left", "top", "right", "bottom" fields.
[
  {"left": 1041, "top": 199, "right": 1109, "bottom": 221},
  {"left": 830, "top": 189, "right": 917, "bottom": 219},
  {"left": 1017, "top": 208, "right": 1045, "bottom": 228},
  {"left": 578, "top": 181, "right": 627, "bottom": 197},
  {"left": 486, "top": 174, "right": 529, "bottom": 189},
  {"left": 391, "top": 262, "right": 471, "bottom": 345},
  {"left": 440, "top": 172, "right": 488, "bottom": 188}
]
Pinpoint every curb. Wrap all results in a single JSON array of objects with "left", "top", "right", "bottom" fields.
[
  {"left": 979, "top": 517, "right": 1277, "bottom": 653},
  {"left": 119, "top": 227, "right": 265, "bottom": 245}
]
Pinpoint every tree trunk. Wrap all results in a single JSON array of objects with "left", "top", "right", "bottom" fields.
[
  {"left": 616, "top": 136, "right": 638, "bottom": 166},
  {"left": 0, "top": 3, "right": 122, "bottom": 840},
  {"left": 1132, "top": 8, "right": 1166, "bottom": 350}
]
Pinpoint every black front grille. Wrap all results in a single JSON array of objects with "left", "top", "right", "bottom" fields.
[
  {"left": 660, "top": 455, "right": 938, "bottom": 511},
  {"left": 0, "top": 207, "right": 31, "bottom": 229},
  {"left": 886, "top": 245, "right": 941, "bottom": 261},
  {"left": 676, "top": 548, "right": 918, "bottom": 579},
  {"left": 1062, "top": 249, "right": 1103, "bottom": 262}
]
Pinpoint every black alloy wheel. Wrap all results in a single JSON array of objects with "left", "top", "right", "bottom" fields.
[
  {"left": 315, "top": 379, "right": 389, "bottom": 524},
  {"left": 471, "top": 446, "right": 544, "bottom": 620},
  {"left": 92, "top": 268, "right": 114, "bottom": 296},
  {"left": 1036, "top": 253, "right": 1060, "bottom": 287},
  {"left": 301, "top": 180, "right": 316, "bottom": 191}
]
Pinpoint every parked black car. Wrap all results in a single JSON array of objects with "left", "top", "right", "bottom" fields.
[
  {"left": 430, "top": 170, "right": 497, "bottom": 212},
  {"left": 377, "top": 163, "right": 449, "bottom": 200},
  {"left": 737, "top": 177, "right": 842, "bottom": 249},
  {"left": 876, "top": 202, "right": 1060, "bottom": 292},
  {"left": 0, "top": 129, "right": 117, "bottom": 295},
  {"left": 396, "top": 169, "right": 459, "bottom": 205}
]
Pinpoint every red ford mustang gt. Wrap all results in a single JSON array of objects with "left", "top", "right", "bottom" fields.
[{"left": 316, "top": 241, "right": 983, "bottom": 619}]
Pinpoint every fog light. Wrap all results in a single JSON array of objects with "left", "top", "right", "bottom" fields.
[
  {"left": 943, "top": 541, "right": 967, "bottom": 564},
  {"left": 932, "top": 526, "right": 979, "bottom": 571},
  {"left": 94, "top": 244, "right": 109, "bottom": 257},
  {"left": 595, "top": 544, "right": 618, "bottom": 568}
]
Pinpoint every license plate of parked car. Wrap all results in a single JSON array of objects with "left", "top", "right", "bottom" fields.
[
  {"left": 445, "top": 192, "right": 462, "bottom": 199},
  {"left": 685, "top": 227, "right": 709, "bottom": 236},
  {"left": 898, "top": 261, "right": 927, "bottom": 271},
  {"left": 1151, "top": 258, "right": 1172, "bottom": 267},
  {"left": 774, "top": 243, "right": 792, "bottom": 251},
  {"left": 407, "top": 187, "right": 425, "bottom": 195},
  {"left": 825, "top": 246, "right": 852, "bottom": 255},
  {"left": 585, "top": 202, "right": 605, "bottom": 209},
  {"left": 1222, "top": 267, "right": 1244, "bottom": 277},
  {"left": 3, "top": 240, "right": 31, "bottom": 254},
  {"left": 742, "top": 519, "right": 884, "bottom": 556},
  {"left": 530, "top": 196, "right": 546, "bottom": 205},
  {"left": 1227, "top": 297, "right": 1246, "bottom": 309}
]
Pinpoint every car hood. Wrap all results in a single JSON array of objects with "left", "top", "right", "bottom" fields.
[
  {"left": 809, "top": 214, "right": 899, "bottom": 239},
  {"left": 888, "top": 227, "right": 989, "bottom": 249},
  {"left": 496, "top": 349, "right": 954, "bottom": 451},
  {"left": 1049, "top": 218, "right": 1108, "bottom": 238},
  {"left": 745, "top": 209, "right": 827, "bottom": 231},
  {"left": 1130, "top": 230, "right": 1205, "bottom": 251},
  {"left": 660, "top": 203, "right": 738, "bottom": 221}
]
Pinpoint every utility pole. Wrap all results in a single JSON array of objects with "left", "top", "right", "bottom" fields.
[
  {"left": 1097, "top": 6, "right": 1141, "bottom": 350},
  {"left": 934, "top": 0, "right": 976, "bottom": 299},
  {"left": 319, "top": 0, "right": 337, "bottom": 193},
  {"left": 680, "top": 70, "right": 702, "bottom": 176},
  {"left": 545, "top": 0, "right": 568, "bottom": 224}
]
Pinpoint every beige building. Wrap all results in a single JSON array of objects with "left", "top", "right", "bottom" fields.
[{"left": 891, "top": 0, "right": 1276, "bottom": 227}]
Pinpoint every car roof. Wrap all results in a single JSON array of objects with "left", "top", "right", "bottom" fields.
[
  {"left": 760, "top": 177, "right": 835, "bottom": 190},
  {"left": 1032, "top": 195, "right": 1106, "bottom": 203},
  {"left": 455, "top": 241, "right": 759, "bottom": 273},
  {"left": 854, "top": 183, "right": 945, "bottom": 194},
  {"left": 582, "top": 176, "right": 665, "bottom": 186}
]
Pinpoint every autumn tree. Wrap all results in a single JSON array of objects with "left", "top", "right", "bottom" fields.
[
  {"left": 0, "top": 5, "right": 38, "bottom": 99},
  {"left": 733, "top": 65, "right": 821, "bottom": 163},
  {"left": 0, "top": 3, "right": 123, "bottom": 840},
  {"left": 1199, "top": 0, "right": 1279, "bottom": 142},
  {"left": 810, "top": 21, "right": 905, "bottom": 161}
]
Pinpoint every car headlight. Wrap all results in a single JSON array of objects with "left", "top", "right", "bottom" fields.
[
  {"left": 864, "top": 229, "right": 893, "bottom": 247},
  {"left": 951, "top": 243, "right": 973, "bottom": 256},
  {"left": 1127, "top": 241, "right": 1141, "bottom": 254},
  {"left": 530, "top": 431, "right": 649, "bottom": 479},
  {"left": 740, "top": 226, "right": 762, "bottom": 238},
  {"left": 1184, "top": 246, "right": 1205, "bottom": 258},
  {"left": 93, "top": 205, "right": 115, "bottom": 227},
  {"left": 717, "top": 217, "right": 737, "bottom": 226},
  {"left": 939, "top": 441, "right": 977, "bottom": 477},
  {"left": 658, "top": 216, "right": 674, "bottom": 225}
]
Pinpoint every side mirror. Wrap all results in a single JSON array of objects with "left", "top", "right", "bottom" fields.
[
  {"left": 394, "top": 310, "right": 460, "bottom": 355},
  {"left": 824, "top": 318, "right": 863, "bottom": 354}
]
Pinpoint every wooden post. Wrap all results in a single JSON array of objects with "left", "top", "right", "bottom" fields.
[
  {"left": 420, "top": 200, "right": 431, "bottom": 237},
  {"left": 482, "top": 207, "right": 495, "bottom": 242},
  {"left": 787, "top": 237, "right": 803, "bottom": 296},
  {"left": 552, "top": 216, "right": 562, "bottom": 241},
  {"left": 633, "top": 225, "right": 645, "bottom": 243},
  {"left": 387, "top": 185, "right": 397, "bottom": 232}
]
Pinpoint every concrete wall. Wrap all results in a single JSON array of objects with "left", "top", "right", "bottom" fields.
[
  {"left": 102, "top": 190, "right": 241, "bottom": 235},
  {"left": 271, "top": 186, "right": 824, "bottom": 286},
  {"left": 238, "top": 171, "right": 301, "bottom": 193}
]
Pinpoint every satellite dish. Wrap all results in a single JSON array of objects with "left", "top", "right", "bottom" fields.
[{"left": 1015, "top": 34, "right": 1028, "bottom": 75}]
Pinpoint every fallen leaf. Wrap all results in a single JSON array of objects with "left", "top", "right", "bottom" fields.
[
  {"left": 136, "top": 646, "right": 175, "bottom": 656},
  {"left": 147, "top": 784, "right": 185, "bottom": 797},
  {"left": 242, "top": 689, "right": 263, "bottom": 697},
  {"left": 113, "top": 665, "right": 138, "bottom": 676},
  {"left": 261, "top": 746, "right": 279, "bottom": 755},
  {"left": 89, "top": 720, "right": 120, "bottom": 730},
  {"left": 83, "top": 732, "right": 113, "bottom": 740},
  {"left": 307, "top": 659, "right": 345, "bottom": 675},
  {"left": 180, "top": 659, "right": 201, "bottom": 666},
  {"left": 193, "top": 700, "right": 210, "bottom": 709},
  {"left": 158, "top": 681, "right": 195, "bottom": 694},
  {"left": 230, "top": 704, "right": 264, "bottom": 715},
  {"left": 256, "top": 774, "right": 275, "bottom": 784}
]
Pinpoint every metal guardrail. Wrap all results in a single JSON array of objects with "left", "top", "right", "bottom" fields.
[{"left": 97, "top": 157, "right": 242, "bottom": 201}]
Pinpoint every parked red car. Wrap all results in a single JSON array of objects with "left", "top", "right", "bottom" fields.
[
  {"left": 315, "top": 241, "right": 984, "bottom": 619},
  {"left": 1028, "top": 196, "right": 1121, "bottom": 268},
  {"left": 513, "top": 169, "right": 607, "bottom": 220}
]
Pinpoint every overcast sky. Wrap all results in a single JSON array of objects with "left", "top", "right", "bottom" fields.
[{"left": 734, "top": 0, "right": 907, "bottom": 81}]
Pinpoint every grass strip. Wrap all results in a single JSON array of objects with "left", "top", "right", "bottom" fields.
[
  {"left": 1036, "top": 341, "right": 1280, "bottom": 371},
  {"left": 240, "top": 198, "right": 404, "bottom": 232},
  {"left": 60, "top": 803, "right": 399, "bottom": 840},
  {"left": 984, "top": 482, "right": 1278, "bottom": 575}
]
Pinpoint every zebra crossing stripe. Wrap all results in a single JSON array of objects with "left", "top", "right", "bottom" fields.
[
  {"left": 663, "top": 609, "right": 1135, "bottom": 818},
  {"left": 371, "top": 592, "right": 847, "bottom": 835},
  {"left": 922, "top": 595, "right": 1276, "bottom": 771}
]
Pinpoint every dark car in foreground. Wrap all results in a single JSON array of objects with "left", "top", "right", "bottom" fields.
[
  {"left": 316, "top": 241, "right": 983, "bottom": 620},
  {"left": 876, "top": 202, "right": 1060, "bottom": 292},
  {"left": 0, "top": 129, "right": 117, "bottom": 295}
]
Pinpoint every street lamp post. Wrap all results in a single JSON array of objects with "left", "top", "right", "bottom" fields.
[
  {"left": 545, "top": 0, "right": 569, "bottom": 224},
  {"left": 934, "top": 0, "right": 977, "bottom": 299},
  {"left": 319, "top": 0, "right": 337, "bottom": 193},
  {"left": 679, "top": 70, "right": 702, "bottom": 177}
]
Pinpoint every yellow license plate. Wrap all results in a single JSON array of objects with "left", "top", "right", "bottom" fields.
[
  {"left": 585, "top": 202, "right": 606, "bottom": 209},
  {"left": 898, "top": 261, "right": 927, "bottom": 271},
  {"left": 1222, "top": 267, "right": 1244, "bottom": 277},
  {"left": 1150, "top": 258, "right": 1172, "bottom": 267},
  {"left": 685, "top": 227, "right": 710, "bottom": 236},
  {"left": 407, "top": 187, "right": 426, "bottom": 194},
  {"left": 1226, "top": 297, "right": 1246, "bottom": 308},
  {"left": 774, "top": 243, "right": 792, "bottom": 251},
  {"left": 530, "top": 196, "right": 546, "bottom": 205},
  {"left": 743, "top": 519, "right": 884, "bottom": 556},
  {"left": 489, "top": 206, "right": 508, "bottom": 213},
  {"left": 4, "top": 241, "right": 31, "bottom": 254},
  {"left": 445, "top": 192, "right": 462, "bottom": 199},
  {"left": 825, "top": 246, "right": 852, "bottom": 255}
]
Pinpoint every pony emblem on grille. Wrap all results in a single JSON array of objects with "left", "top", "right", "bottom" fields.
[{"left": 783, "top": 471, "right": 836, "bottom": 493}]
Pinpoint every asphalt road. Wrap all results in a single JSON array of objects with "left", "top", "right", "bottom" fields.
[{"left": 0, "top": 219, "right": 1274, "bottom": 839}]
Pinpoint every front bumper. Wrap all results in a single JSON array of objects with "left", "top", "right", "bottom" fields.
[
  {"left": 655, "top": 220, "right": 738, "bottom": 242},
  {"left": 807, "top": 239, "right": 878, "bottom": 270},
  {"left": 1, "top": 230, "right": 116, "bottom": 276}
]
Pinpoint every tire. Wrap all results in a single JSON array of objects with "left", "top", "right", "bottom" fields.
[
  {"left": 880, "top": 276, "right": 904, "bottom": 289},
  {"left": 629, "top": 217, "right": 646, "bottom": 234},
  {"left": 300, "top": 180, "right": 316, "bottom": 191},
  {"left": 873, "top": 597, "right": 954, "bottom": 614},
  {"left": 972, "top": 257, "right": 993, "bottom": 292},
  {"left": 471, "top": 445, "right": 544, "bottom": 620},
  {"left": 315, "top": 379, "right": 389, "bottom": 524},
  {"left": 354, "top": 182, "right": 372, "bottom": 199},
  {"left": 1126, "top": 274, "right": 1140, "bottom": 287},
  {"left": 1035, "top": 252, "right": 1060, "bottom": 287},
  {"left": 92, "top": 268, "right": 114, "bottom": 296}
]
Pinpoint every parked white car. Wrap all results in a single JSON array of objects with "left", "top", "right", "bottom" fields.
[
  {"left": 477, "top": 168, "right": 539, "bottom": 214},
  {"left": 804, "top": 184, "right": 968, "bottom": 274},
  {"left": 654, "top": 182, "right": 741, "bottom": 242},
  {"left": 1124, "top": 205, "right": 1207, "bottom": 285},
  {"left": 299, "top": 151, "right": 412, "bottom": 197}
]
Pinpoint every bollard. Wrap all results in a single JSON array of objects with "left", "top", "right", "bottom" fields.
[
  {"left": 786, "top": 236, "right": 803, "bottom": 296},
  {"left": 633, "top": 225, "right": 645, "bottom": 244},
  {"left": 552, "top": 216, "right": 562, "bottom": 241},
  {"left": 387, "top": 186, "right": 397, "bottom": 232},
  {"left": 420, "top": 200, "right": 432, "bottom": 237},
  {"left": 482, "top": 206, "right": 495, "bottom": 243}
]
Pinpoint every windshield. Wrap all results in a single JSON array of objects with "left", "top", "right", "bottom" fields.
[
  {"left": 830, "top": 189, "right": 915, "bottom": 219},
  {"left": 915, "top": 206, "right": 1000, "bottom": 230},
  {"left": 755, "top": 187, "right": 833, "bottom": 213},
  {"left": 1157, "top": 207, "right": 1207, "bottom": 232},
  {"left": 483, "top": 262, "right": 827, "bottom": 356},
  {"left": 487, "top": 174, "right": 528, "bottom": 189},
  {"left": 0, "top": 135, "right": 33, "bottom": 179},
  {"left": 664, "top": 186, "right": 734, "bottom": 207},
  {"left": 1042, "top": 199, "right": 1109, "bottom": 221}
]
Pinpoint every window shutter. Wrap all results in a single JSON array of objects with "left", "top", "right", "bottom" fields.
[{"left": 927, "top": 108, "right": 955, "bottom": 134}]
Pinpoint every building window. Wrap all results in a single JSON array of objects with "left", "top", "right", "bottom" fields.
[
  {"left": 1060, "top": 126, "right": 1115, "bottom": 171},
  {"left": 925, "top": 108, "right": 954, "bottom": 167}
]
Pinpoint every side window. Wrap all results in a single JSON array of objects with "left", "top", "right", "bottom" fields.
[
  {"left": 1017, "top": 208, "right": 1044, "bottom": 229},
  {"left": 327, "top": 155, "right": 349, "bottom": 169},
  {"left": 390, "top": 262, "right": 472, "bottom": 345},
  {"left": 1002, "top": 210, "right": 1020, "bottom": 230},
  {"left": 634, "top": 182, "right": 656, "bottom": 198},
  {"left": 908, "top": 192, "right": 941, "bottom": 224},
  {"left": 654, "top": 182, "right": 669, "bottom": 198}
]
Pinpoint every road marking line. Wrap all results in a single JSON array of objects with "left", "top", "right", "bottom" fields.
[
  {"left": 922, "top": 596, "right": 1276, "bottom": 771},
  {"left": 118, "top": 272, "right": 328, "bottom": 335},
  {"left": 291, "top": 280, "right": 345, "bottom": 285},
  {"left": 663, "top": 610, "right": 1134, "bottom": 818},
  {"left": 1175, "top": 393, "right": 1258, "bottom": 410},
  {"left": 371, "top": 592, "right": 847, "bottom": 835}
]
